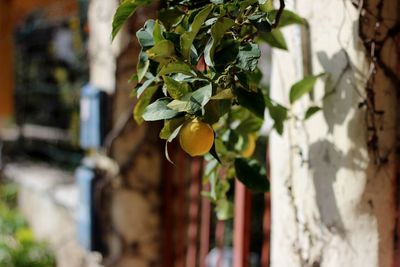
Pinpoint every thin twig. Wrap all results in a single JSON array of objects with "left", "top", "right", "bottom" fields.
[{"left": 272, "top": 0, "right": 285, "bottom": 28}]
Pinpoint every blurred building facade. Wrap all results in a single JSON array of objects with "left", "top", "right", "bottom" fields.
[{"left": 1, "top": 1, "right": 271, "bottom": 267}]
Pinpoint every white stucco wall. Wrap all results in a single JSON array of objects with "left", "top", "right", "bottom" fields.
[
  {"left": 269, "top": 1, "right": 397, "bottom": 266},
  {"left": 88, "top": 0, "right": 129, "bottom": 94}
]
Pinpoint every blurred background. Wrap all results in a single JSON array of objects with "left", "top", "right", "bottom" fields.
[{"left": 0, "top": 1, "right": 272, "bottom": 267}]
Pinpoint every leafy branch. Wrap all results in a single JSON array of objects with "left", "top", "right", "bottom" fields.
[{"left": 111, "top": 0, "right": 324, "bottom": 219}]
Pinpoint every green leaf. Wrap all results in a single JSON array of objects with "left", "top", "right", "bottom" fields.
[
  {"left": 136, "top": 19, "right": 155, "bottom": 49},
  {"left": 163, "top": 76, "right": 190, "bottom": 99},
  {"left": 251, "top": 19, "right": 272, "bottom": 33},
  {"left": 15, "top": 228, "right": 34, "bottom": 243},
  {"left": 206, "top": 171, "right": 218, "bottom": 200},
  {"left": 236, "top": 43, "right": 261, "bottom": 71},
  {"left": 153, "top": 20, "right": 166, "bottom": 43},
  {"left": 180, "top": 5, "right": 213, "bottom": 59},
  {"left": 167, "top": 123, "right": 182, "bottom": 143},
  {"left": 235, "top": 115, "right": 263, "bottom": 135},
  {"left": 238, "top": 0, "right": 258, "bottom": 17},
  {"left": 203, "top": 99, "right": 231, "bottom": 124},
  {"left": 158, "top": 8, "right": 185, "bottom": 29},
  {"left": 159, "top": 62, "right": 196, "bottom": 76},
  {"left": 160, "top": 117, "right": 186, "bottom": 140},
  {"left": 136, "top": 20, "right": 155, "bottom": 82},
  {"left": 248, "top": 13, "right": 272, "bottom": 33},
  {"left": 188, "top": 83, "right": 213, "bottom": 110},
  {"left": 209, "top": 132, "right": 221, "bottom": 163},
  {"left": 215, "top": 198, "right": 234, "bottom": 220},
  {"left": 289, "top": 74, "right": 325, "bottom": 104},
  {"left": 137, "top": 51, "right": 150, "bottom": 83},
  {"left": 167, "top": 83, "right": 212, "bottom": 115},
  {"left": 235, "top": 87, "right": 265, "bottom": 118},
  {"left": 112, "top": 0, "right": 151, "bottom": 40},
  {"left": 210, "top": 89, "right": 234, "bottom": 100},
  {"left": 165, "top": 124, "right": 183, "bottom": 164},
  {"left": 259, "top": 0, "right": 273, "bottom": 12},
  {"left": 234, "top": 158, "right": 269, "bottom": 192},
  {"left": 146, "top": 40, "right": 175, "bottom": 63},
  {"left": 167, "top": 99, "right": 193, "bottom": 113},
  {"left": 204, "top": 17, "right": 235, "bottom": 67},
  {"left": 258, "top": 29, "right": 287, "bottom": 50},
  {"left": 204, "top": 159, "right": 219, "bottom": 178},
  {"left": 142, "top": 98, "right": 180, "bottom": 121},
  {"left": 213, "top": 39, "right": 240, "bottom": 71},
  {"left": 134, "top": 85, "right": 158, "bottom": 125},
  {"left": 305, "top": 106, "right": 321, "bottom": 120},
  {"left": 136, "top": 77, "right": 155, "bottom": 97},
  {"left": 164, "top": 32, "right": 181, "bottom": 52},
  {"left": 165, "top": 142, "right": 174, "bottom": 164},
  {"left": 236, "top": 70, "right": 263, "bottom": 92},
  {"left": 268, "top": 9, "right": 305, "bottom": 28},
  {"left": 265, "top": 99, "right": 287, "bottom": 135},
  {"left": 128, "top": 73, "right": 138, "bottom": 84}
]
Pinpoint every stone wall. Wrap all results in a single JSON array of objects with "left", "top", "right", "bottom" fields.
[{"left": 88, "top": 0, "right": 165, "bottom": 266}]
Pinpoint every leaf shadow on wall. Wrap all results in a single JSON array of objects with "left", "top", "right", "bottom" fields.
[
  {"left": 317, "top": 49, "right": 365, "bottom": 134},
  {"left": 308, "top": 49, "right": 368, "bottom": 236},
  {"left": 308, "top": 135, "right": 366, "bottom": 237}
]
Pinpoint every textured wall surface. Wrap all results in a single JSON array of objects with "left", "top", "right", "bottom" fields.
[
  {"left": 269, "top": 0, "right": 399, "bottom": 266},
  {"left": 88, "top": 1, "right": 163, "bottom": 266}
]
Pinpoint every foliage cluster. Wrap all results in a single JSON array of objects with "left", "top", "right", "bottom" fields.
[
  {"left": 0, "top": 183, "right": 56, "bottom": 267},
  {"left": 112, "top": 0, "right": 323, "bottom": 219}
]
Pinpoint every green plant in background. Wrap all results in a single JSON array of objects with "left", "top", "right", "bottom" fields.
[
  {"left": 112, "top": 0, "right": 324, "bottom": 219},
  {"left": 0, "top": 183, "right": 56, "bottom": 267}
]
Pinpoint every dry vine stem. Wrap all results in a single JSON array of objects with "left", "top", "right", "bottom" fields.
[{"left": 272, "top": 0, "right": 286, "bottom": 27}]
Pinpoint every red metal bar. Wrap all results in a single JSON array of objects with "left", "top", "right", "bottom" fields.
[
  {"left": 185, "top": 158, "right": 202, "bottom": 267},
  {"left": 261, "top": 193, "right": 271, "bottom": 267},
  {"left": 199, "top": 183, "right": 211, "bottom": 267},
  {"left": 216, "top": 219, "right": 225, "bottom": 267},
  {"left": 233, "top": 180, "right": 252, "bottom": 267},
  {"left": 162, "top": 143, "right": 176, "bottom": 267},
  {"left": 175, "top": 148, "right": 188, "bottom": 267},
  {"left": 394, "top": 161, "right": 400, "bottom": 267},
  {"left": 262, "top": 144, "right": 271, "bottom": 267}
]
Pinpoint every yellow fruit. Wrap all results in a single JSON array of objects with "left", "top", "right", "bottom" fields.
[
  {"left": 241, "top": 134, "right": 256, "bottom": 158},
  {"left": 179, "top": 118, "right": 214, "bottom": 157}
]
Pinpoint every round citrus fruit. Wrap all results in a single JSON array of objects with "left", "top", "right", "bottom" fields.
[
  {"left": 179, "top": 118, "right": 214, "bottom": 157},
  {"left": 241, "top": 134, "right": 256, "bottom": 158}
]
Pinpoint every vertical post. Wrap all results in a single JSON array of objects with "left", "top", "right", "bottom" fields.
[
  {"left": 261, "top": 146, "right": 271, "bottom": 267},
  {"left": 185, "top": 157, "right": 202, "bottom": 267},
  {"left": 162, "top": 143, "right": 175, "bottom": 267},
  {"left": 233, "top": 180, "right": 252, "bottom": 267},
  {"left": 261, "top": 193, "right": 271, "bottom": 267},
  {"left": 175, "top": 148, "right": 187, "bottom": 267},
  {"left": 0, "top": 0, "right": 14, "bottom": 120},
  {"left": 395, "top": 157, "right": 400, "bottom": 267},
  {"left": 215, "top": 220, "right": 225, "bottom": 267},
  {"left": 199, "top": 183, "right": 211, "bottom": 267}
]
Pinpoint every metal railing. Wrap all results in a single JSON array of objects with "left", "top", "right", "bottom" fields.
[{"left": 162, "top": 144, "right": 271, "bottom": 267}]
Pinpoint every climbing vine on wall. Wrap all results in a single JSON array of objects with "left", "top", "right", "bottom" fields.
[{"left": 112, "top": 0, "right": 323, "bottom": 219}]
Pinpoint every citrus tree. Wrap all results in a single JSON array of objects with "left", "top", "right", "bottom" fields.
[{"left": 112, "top": 0, "right": 323, "bottom": 219}]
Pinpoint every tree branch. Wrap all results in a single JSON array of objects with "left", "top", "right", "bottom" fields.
[{"left": 272, "top": 0, "right": 285, "bottom": 28}]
